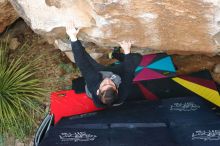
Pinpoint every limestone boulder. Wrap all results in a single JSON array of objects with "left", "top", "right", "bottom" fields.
[
  {"left": 214, "top": 63, "right": 220, "bottom": 73},
  {"left": 9, "top": 0, "right": 220, "bottom": 55},
  {"left": 0, "top": 0, "right": 19, "bottom": 33}
]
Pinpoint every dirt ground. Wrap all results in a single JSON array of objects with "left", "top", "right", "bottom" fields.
[
  {"left": 0, "top": 19, "right": 220, "bottom": 146},
  {"left": 0, "top": 19, "right": 81, "bottom": 146}
]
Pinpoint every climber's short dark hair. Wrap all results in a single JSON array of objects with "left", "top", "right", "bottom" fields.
[{"left": 98, "top": 87, "right": 119, "bottom": 106}]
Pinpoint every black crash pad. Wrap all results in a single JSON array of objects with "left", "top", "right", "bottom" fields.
[{"left": 38, "top": 96, "right": 220, "bottom": 146}]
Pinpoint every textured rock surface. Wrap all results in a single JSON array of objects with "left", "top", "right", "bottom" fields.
[
  {"left": 54, "top": 39, "right": 103, "bottom": 62},
  {"left": 9, "top": 0, "right": 220, "bottom": 55},
  {"left": 214, "top": 63, "right": 220, "bottom": 73},
  {"left": 9, "top": 37, "right": 20, "bottom": 50},
  {"left": 0, "top": 0, "right": 19, "bottom": 33}
]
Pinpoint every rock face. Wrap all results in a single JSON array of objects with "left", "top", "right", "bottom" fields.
[
  {"left": 0, "top": 0, "right": 19, "bottom": 33},
  {"left": 9, "top": 0, "right": 220, "bottom": 55},
  {"left": 214, "top": 63, "right": 220, "bottom": 73}
]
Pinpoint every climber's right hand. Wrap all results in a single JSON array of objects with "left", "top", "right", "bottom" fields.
[
  {"left": 119, "top": 40, "right": 133, "bottom": 55},
  {"left": 66, "top": 20, "right": 81, "bottom": 41}
]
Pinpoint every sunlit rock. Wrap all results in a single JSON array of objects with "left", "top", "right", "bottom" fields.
[
  {"left": 0, "top": 0, "right": 19, "bottom": 33},
  {"left": 9, "top": 0, "right": 220, "bottom": 55}
]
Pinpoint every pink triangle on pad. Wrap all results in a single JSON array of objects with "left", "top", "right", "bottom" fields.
[
  {"left": 135, "top": 82, "right": 158, "bottom": 100},
  {"left": 139, "top": 54, "right": 156, "bottom": 66},
  {"left": 133, "top": 68, "right": 166, "bottom": 81}
]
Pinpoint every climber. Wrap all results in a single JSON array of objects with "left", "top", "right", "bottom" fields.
[{"left": 66, "top": 22, "right": 142, "bottom": 108}]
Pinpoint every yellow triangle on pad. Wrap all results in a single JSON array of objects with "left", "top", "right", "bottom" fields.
[{"left": 172, "top": 77, "right": 220, "bottom": 107}]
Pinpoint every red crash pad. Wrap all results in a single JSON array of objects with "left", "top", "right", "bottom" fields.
[{"left": 50, "top": 90, "right": 103, "bottom": 124}]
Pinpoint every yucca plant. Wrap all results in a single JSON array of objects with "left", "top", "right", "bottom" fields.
[{"left": 0, "top": 41, "right": 46, "bottom": 140}]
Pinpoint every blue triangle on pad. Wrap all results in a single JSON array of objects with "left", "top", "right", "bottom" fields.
[
  {"left": 135, "top": 66, "right": 144, "bottom": 72},
  {"left": 147, "top": 56, "right": 176, "bottom": 72}
]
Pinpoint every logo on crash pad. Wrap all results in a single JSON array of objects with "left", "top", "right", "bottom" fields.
[
  {"left": 192, "top": 130, "right": 220, "bottom": 141},
  {"left": 59, "top": 132, "right": 97, "bottom": 142},
  {"left": 170, "top": 102, "right": 200, "bottom": 111}
]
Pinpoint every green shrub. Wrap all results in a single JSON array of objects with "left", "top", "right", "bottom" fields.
[{"left": 0, "top": 41, "right": 45, "bottom": 140}]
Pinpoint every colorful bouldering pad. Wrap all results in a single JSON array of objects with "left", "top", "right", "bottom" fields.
[
  {"left": 136, "top": 70, "right": 220, "bottom": 107},
  {"left": 133, "top": 53, "right": 176, "bottom": 82}
]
